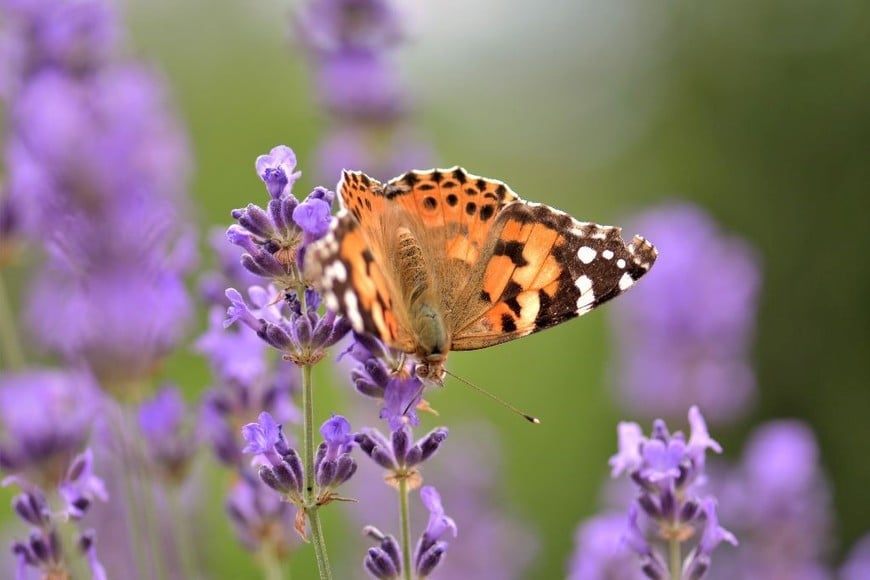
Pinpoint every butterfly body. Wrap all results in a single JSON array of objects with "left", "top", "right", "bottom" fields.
[{"left": 304, "top": 167, "right": 657, "bottom": 384}]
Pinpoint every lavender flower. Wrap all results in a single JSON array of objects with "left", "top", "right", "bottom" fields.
[
  {"left": 241, "top": 412, "right": 357, "bottom": 521},
  {"left": 709, "top": 420, "right": 833, "bottom": 580},
  {"left": 2, "top": 0, "right": 195, "bottom": 389},
  {"left": 226, "top": 470, "right": 298, "bottom": 556},
  {"left": 413, "top": 485, "right": 457, "bottom": 576},
  {"left": 609, "top": 204, "right": 760, "bottom": 424},
  {"left": 609, "top": 406, "right": 736, "bottom": 579},
  {"left": 57, "top": 448, "right": 108, "bottom": 520},
  {"left": 0, "top": 369, "right": 101, "bottom": 482},
  {"left": 228, "top": 145, "right": 333, "bottom": 286},
  {"left": 568, "top": 513, "right": 643, "bottom": 580},
  {"left": 841, "top": 534, "right": 870, "bottom": 580},
  {"left": 349, "top": 422, "right": 536, "bottom": 579},
  {"left": 137, "top": 385, "right": 199, "bottom": 482},
  {"left": 360, "top": 485, "right": 457, "bottom": 579},
  {"left": 5, "top": 449, "right": 107, "bottom": 580},
  {"left": 293, "top": 0, "right": 433, "bottom": 182},
  {"left": 315, "top": 415, "right": 358, "bottom": 490}
]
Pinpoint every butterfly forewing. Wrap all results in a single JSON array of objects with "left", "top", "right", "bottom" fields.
[{"left": 450, "top": 201, "right": 657, "bottom": 350}]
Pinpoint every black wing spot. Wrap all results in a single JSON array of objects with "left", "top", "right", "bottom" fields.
[
  {"left": 501, "top": 313, "right": 517, "bottom": 333},
  {"left": 402, "top": 172, "right": 420, "bottom": 186},
  {"left": 452, "top": 168, "right": 467, "bottom": 184},
  {"left": 464, "top": 187, "right": 478, "bottom": 196},
  {"left": 465, "top": 201, "right": 477, "bottom": 216},
  {"left": 493, "top": 240, "right": 528, "bottom": 267},
  {"left": 480, "top": 205, "right": 495, "bottom": 221},
  {"left": 423, "top": 196, "right": 438, "bottom": 210},
  {"left": 446, "top": 193, "right": 459, "bottom": 207},
  {"left": 495, "top": 184, "right": 508, "bottom": 200},
  {"left": 419, "top": 183, "right": 436, "bottom": 191},
  {"left": 480, "top": 289, "right": 492, "bottom": 303},
  {"left": 360, "top": 173, "right": 371, "bottom": 187},
  {"left": 441, "top": 180, "right": 458, "bottom": 189},
  {"left": 430, "top": 170, "right": 443, "bottom": 183}
]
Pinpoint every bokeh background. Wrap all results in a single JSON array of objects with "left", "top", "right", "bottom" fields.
[{"left": 3, "top": 0, "right": 870, "bottom": 578}]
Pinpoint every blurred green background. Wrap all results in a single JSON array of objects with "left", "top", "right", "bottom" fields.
[{"left": 9, "top": 0, "right": 870, "bottom": 578}]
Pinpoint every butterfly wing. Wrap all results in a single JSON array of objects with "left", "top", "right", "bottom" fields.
[{"left": 450, "top": 200, "right": 657, "bottom": 350}]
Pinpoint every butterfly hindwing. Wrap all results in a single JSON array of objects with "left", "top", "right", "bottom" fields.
[{"left": 450, "top": 200, "right": 657, "bottom": 350}]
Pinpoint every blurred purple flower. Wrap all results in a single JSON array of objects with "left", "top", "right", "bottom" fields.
[
  {"left": 709, "top": 421, "right": 833, "bottom": 580},
  {"left": 225, "top": 471, "right": 298, "bottom": 556},
  {"left": 2, "top": 3, "right": 195, "bottom": 388},
  {"left": 292, "top": 0, "right": 434, "bottom": 183},
  {"left": 567, "top": 512, "right": 643, "bottom": 580},
  {"left": 58, "top": 448, "right": 108, "bottom": 520},
  {"left": 609, "top": 203, "right": 761, "bottom": 424},
  {"left": 0, "top": 369, "right": 101, "bottom": 481},
  {"left": 841, "top": 534, "right": 870, "bottom": 580},
  {"left": 137, "top": 385, "right": 199, "bottom": 481}
]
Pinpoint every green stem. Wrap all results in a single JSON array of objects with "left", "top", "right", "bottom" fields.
[
  {"left": 398, "top": 478, "right": 413, "bottom": 580},
  {"left": 669, "top": 535, "right": 681, "bottom": 580},
  {"left": 259, "top": 545, "right": 286, "bottom": 580},
  {"left": 301, "top": 362, "right": 332, "bottom": 580},
  {"left": 170, "top": 484, "right": 199, "bottom": 580},
  {"left": 0, "top": 272, "right": 25, "bottom": 369}
]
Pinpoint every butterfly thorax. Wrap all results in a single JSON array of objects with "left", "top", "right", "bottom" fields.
[{"left": 395, "top": 226, "right": 450, "bottom": 384}]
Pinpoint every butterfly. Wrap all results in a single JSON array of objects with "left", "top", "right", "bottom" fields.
[{"left": 304, "top": 167, "right": 657, "bottom": 383}]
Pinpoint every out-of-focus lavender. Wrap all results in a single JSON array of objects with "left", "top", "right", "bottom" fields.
[
  {"left": 294, "top": 0, "right": 432, "bottom": 182},
  {"left": 1, "top": 0, "right": 195, "bottom": 390},
  {"left": 0, "top": 369, "right": 102, "bottom": 483},
  {"left": 609, "top": 203, "right": 761, "bottom": 424},
  {"left": 841, "top": 534, "right": 870, "bottom": 580},
  {"left": 567, "top": 512, "right": 644, "bottom": 580},
  {"left": 709, "top": 421, "right": 833, "bottom": 580},
  {"left": 5, "top": 448, "right": 108, "bottom": 580}
]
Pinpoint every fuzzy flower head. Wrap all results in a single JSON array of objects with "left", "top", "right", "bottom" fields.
[
  {"left": 0, "top": 369, "right": 101, "bottom": 483},
  {"left": 610, "top": 203, "right": 761, "bottom": 424},
  {"left": 137, "top": 385, "right": 199, "bottom": 481},
  {"left": 229, "top": 145, "right": 336, "bottom": 288},
  {"left": 609, "top": 407, "right": 736, "bottom": 579}
]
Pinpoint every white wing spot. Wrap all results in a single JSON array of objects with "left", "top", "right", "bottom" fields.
[
  {"left": 343, "top": 290, "right": 364, "bottom": 331},
  {"left": 618, "top": 272, "right": 634, "bottom": 291},
  {"left": 575, "top": 275, "right": 595, "bottom": 309},
  {"left": 602, "top": 249, "right": 614, "bottom": 260},
  {"left": 324, "top": 261, "right": 347, "bottom": 284},
  {"left": 577, "top": 246, "right": 597, "bottom": 264},
  {"left": 575, "top": 274, "right": 593, "bottom": 295},
  {"left": 616, "top": 258, "right": 627, "bottom": 269}
]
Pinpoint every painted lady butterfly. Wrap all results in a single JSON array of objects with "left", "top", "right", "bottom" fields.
[{"left": 304, "top": 167, "right": 657, "bottom": 383}]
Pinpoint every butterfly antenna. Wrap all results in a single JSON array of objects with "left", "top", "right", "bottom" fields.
[{"left": 443, "top": 369, "right": 540, "bottom": 425}]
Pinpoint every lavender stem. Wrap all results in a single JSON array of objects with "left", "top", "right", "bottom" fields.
[
  {"left": 398, "top": 478, "right": 413, "bottom": 580},
  {"left": 669, "top": 536, "right": 681, "bottom": 580},
  {"left": 0, "top": 273, "right": 24, "bottom": 369},
  {"left": 301, "top": 357, "right": 332, "bottom": 579}
]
